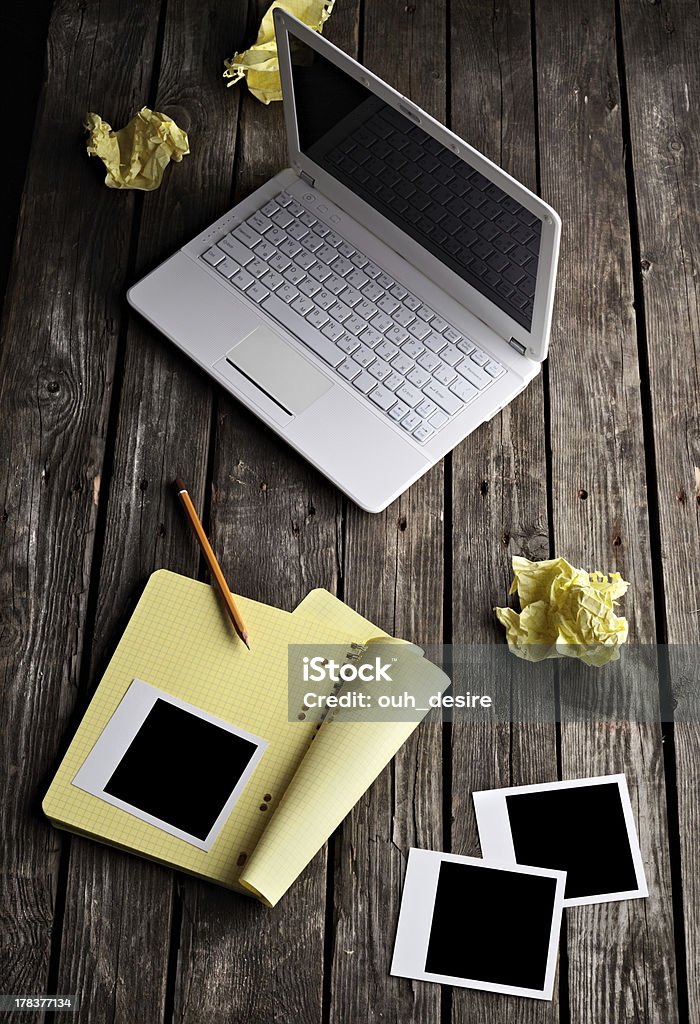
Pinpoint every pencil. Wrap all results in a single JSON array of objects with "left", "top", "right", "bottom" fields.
[{"left": 174, "top": 478, "right": 250, "bottom": 649}]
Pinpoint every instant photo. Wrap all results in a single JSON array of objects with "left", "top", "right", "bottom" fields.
[
  {"left": 391, "top": 849, "right": 566, "bottom": 1000},
  {"left": 72, "top": 679, "right": 268, "bottom": 850},
  {"left": 473, "top": 774, "right": 648, "bottom": 906}
]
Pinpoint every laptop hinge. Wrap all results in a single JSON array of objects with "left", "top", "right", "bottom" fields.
[
  {"left": 508, "top": 337, "right": 527, "bottom": 356},
  {"left": 299, "top": 169, "right": 315, "bottom": 187}
]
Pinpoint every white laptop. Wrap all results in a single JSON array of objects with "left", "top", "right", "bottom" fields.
[{"left": 128, "top": 10, "right": 561, "bottom": 513}]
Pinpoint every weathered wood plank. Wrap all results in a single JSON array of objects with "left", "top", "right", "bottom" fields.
[
  {"left": 448, "top": 2, "right": 560, "bottom": 1021},
  {"left": 170, "top": 7, "right": 342, "bottom": 1021},
  {"left": 618, "top": 1, "right": 700, "bottom": 1019},
  {"left": 328, "top": 3, "right": 446, "bottom": 1021},
  {"left": 49, "top": 1, "right": 248, "bottom": 1021},
  {"left": 0, "top": 0, "right": 161, "bottom": 1012},
  {"left": 535, "top": 0, "right": 678, "bottom": 1020}
]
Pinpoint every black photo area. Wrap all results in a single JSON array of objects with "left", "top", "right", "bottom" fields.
[
  {"left": 289, "top": 39, "right": 542, "bottom": 330},
  {"left": 425, "top": 861, "right": 557, "bottom": 991},
  {"left": 104, "top": 699, "right": 259, "bottom": 841},
  {"left": 505, "top": 782, "right": 639, "bottom": 899}
]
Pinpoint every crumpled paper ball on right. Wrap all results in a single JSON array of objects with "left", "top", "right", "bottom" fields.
[{"left": 494, "top": 556, "right": 629, "bottom": 667}]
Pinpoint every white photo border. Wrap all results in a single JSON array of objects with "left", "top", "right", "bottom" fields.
[
  {"left": 390, "top": 848, "right": 566, "bottom": 1000},
  {"left": 72, "top": 678, "right": 268, "bottom": 851},
  {"left": 473, "top": 773, "right": 648, "bottom": 907}
]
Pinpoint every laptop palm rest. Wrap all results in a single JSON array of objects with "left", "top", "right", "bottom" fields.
[{"left": 226, "top": 326, "right": 332, "bottom": 416}]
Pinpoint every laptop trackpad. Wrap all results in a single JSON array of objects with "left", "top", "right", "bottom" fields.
[{"left": 227, "top": 326, "right": 332, "bottom": 416}]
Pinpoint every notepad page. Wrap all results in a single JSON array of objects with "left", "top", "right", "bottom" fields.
[
  {"left": 42, "top": 571, "right": 361, "bottom": 890},
  {"left": 240, "top": 591, "right": 451, "bottom": 906}
]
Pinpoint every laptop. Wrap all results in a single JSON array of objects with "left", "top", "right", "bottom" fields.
[{"left": 128, "top": 10, "right": 561, "bottom": 513}]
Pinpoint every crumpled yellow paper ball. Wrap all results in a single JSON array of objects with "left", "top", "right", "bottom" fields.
[
  {"left": 85, "top": 107, "right": 189, "bottom": 191},
  {"left": 494, "top": 556, "right": 630, "bottom": 667},
  {"left": 224, "top": 0, "right": 335, "bottom": 104}
]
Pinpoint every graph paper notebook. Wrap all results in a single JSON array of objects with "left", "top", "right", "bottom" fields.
[{"left": 43, "top": 570, "right": 448, "bottom": 906}]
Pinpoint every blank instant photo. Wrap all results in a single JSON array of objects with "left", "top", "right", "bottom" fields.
[
  {"left": 391, "top": 849, "right": 566, "bottom": 1000},
  {"left": 473, "top": 774, "right": 648, "bottom": 907},
  {"left": 73, "top": 679, "right": 268, "bottom": 850}
]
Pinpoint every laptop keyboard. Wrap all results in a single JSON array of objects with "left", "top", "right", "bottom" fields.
[{"left": 200, "top": 190, "right": 506, "bottom": 444}]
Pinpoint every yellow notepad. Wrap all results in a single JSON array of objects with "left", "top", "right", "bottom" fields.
[{"left": 43, "top": 570, "right": 448, "bottom": 906}]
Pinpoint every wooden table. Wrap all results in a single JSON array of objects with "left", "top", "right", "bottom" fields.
[{"left": 1, "top": 1, "right": 698, "bottom": 1021}]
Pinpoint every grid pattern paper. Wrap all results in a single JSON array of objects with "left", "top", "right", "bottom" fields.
[{"left": 42, "top": 571, "right": 362, "bottom": 891}]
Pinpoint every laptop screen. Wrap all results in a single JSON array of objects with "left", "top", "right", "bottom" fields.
[{"left": 289, "top": 41, "right": 541, "bottom": 331}]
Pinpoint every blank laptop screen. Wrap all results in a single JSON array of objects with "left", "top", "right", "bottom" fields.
[{"left": 289, "top": 40, "right": 541, "bottom": 330}]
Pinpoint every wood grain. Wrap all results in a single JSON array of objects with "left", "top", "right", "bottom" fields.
[
  {"left": 0, "top": 0, "right": 161, "bottom": 1015},
  {"left": 536, "top": 0, "right": 679, "bottom": 1020},
  {"left": 48, "top": 1, "right": 248, "bottom": 1021},
  {"left": 169, "top": 6, "right": 342, "bottom": 1021},
  {"left": 448, "top": 3, "right": 560, "bottom": 1022},
  {"left": 326, "top": 3, "right": 446, "bottom": 1022},
  {"left": 618, "top": 0, "right": 700, "bottom": 1019}
]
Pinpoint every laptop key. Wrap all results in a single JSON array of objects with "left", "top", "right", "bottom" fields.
[
  {"left": 396, "top": 382, "right": 422, "bottom": 407},
  {"left": 413, "top": 423, "right": 435, "bottom": 442},
  {"left": 345, "top": 314, "right": 369, "bottom": 336},
  {"left": 247, "top": 281, "right": 269, "bottom": 303},
  {"left": 416, "top": 398, "right": 437, "bottom": 419},
  {"left": 291, "top": 295, "right": 314, "bottom": 316},
  {"left": 329, "top": 300, "right": 352, "bottom": 322},
  {"left": 443, "top": 327, "right": 461, "bottom": 344},
  {"left": 202, "top": 246, "right": 225, "bottom": 266},
  {"left": 371, "top": 312, "right": 393, "bottom": 333},
  {"left": 470, "top": 347, "right": 489, "bottom": 366},
  {"left": 369, "top": 385, "right": 396, "bottom": 411},
  {"left": 269, "top": 252, "right": 291, "bottom": 273},
  {"left": 485, "top": 359, "right": 504, "bottom": 377},
  {"left": 430, "top": 410, "right": 448, "bottom": 429},
  {"left": 353, "top": 371, "right": 375, "bottom": 394},
  {"left": 248, "top": 211, "right": 272, "bottom": 234},
  {"left": 233, "top": 223, "right": 262, "bottom": 247},
  {"left": 283, "top": 265, "right": 305, "bottom": 286},
  {"left": 449, "top": 376, "right": 478, "bottom": 402},
  {"left": 299, "top": 278, "right": 320, "bottom": 297},
  {"left": 404, "top": 293, "right": 421, "bottom": 311},
  {"left": 215, "top": 256, "right": 240, "bottom": 279},
  {"left": 309, "top": 263, "right": 332, "bottom": 282},
  {"left": 280, "top": 238, "right": 301, "bottom": 258},
  {"left": 261, "top": 200, "right": 280, "bottom": 217},
  {"left": 369, "top": 358, "right": 391, "bottom": 381},
  {"left": 434, "top": 362, "right": 457, "bottom": 386},
  {"left": 400, "top": 411, "right": 421, "bottom": 432},
  {"left": 456, "top": 361, "right": 490, "bottom": 389},
  {"left": 359, "top": 326, "right": 383, "bottom": 348},
  {"left": 423, "top": 380, "right": 463, "bottom": 416},
  {"left": 417, "top": 351, "right": 440, "bottom": 372},
  {"left": 457, "top": 337, "right": 475, "bottom": 355},
  {"left": 315, "top": 289, "right": 336, "bottom": 310},
  {"left": 338, "top": 358, "right": 362, "bottom": 381},
  {"left": 261, "top": 269, "right": 284, "bottom": 291},
  {"left": 341, "top": 286, "right": 363, "bottom": 307},
  {"left": 276, "top": 191, "right": 293, "bottom": 206},
  {"left": 362, "top": 281, "right": 384, "bottom": 303},
  {"left": 272, "top": 209, "right": 294, "bottom": 229},
  {"left": 338, "top": 334, "right": 359, "bottom": 354},
  {"left": 219, "top": 234, "right": 254, "bottom": 264},
  {"left": 325, "top": 273, "right": 346, "bottom": 294},
  {"left": 424, "top": 332, "right": 447, "bottom": 354},
  {"left": 350, "top": 252, "right": 368, "bottom": 268},
  {"left": 306, "top": 307, "right": 329, "bottom": 329},
  {"left": 322, "top": 321, "right": 344, "bottom": 342},
  {"left": 277, "top": 283, "right": 299, "bottom": 304},
  {"left": 408, "top": 319, "right": 431, "bottom": 341},
  {"left": 384, "top": 371, "right": 404, "bottom": 392},
  {"left": 407, "top": 366, "right": 430, "bottom": 389},
  {"left": 402, "top": 338, "right": 425, "bottom": 360},
  {"left": 441, "top": 343, "right": 462, "bottom": 366},
  {"left": 386, "top": 326, "right": 409, "bottom": 346},
  {"left": 394, "top": 306, "right": 415, "bottom": 328},
  {"left": 389, "top": 400, "right": 410, "bottom": 421},
  {"left": 232, "top": 268, "right": 254, "bottom": 291},
  {"left": 295, "top": 250, "right": 316, "bottom": 271},
  {"left": 364, "top": 260, "right": 381, "bottom": 279},
  {"left": 353, "top": 345, "right": 375, "bottom": 368}
]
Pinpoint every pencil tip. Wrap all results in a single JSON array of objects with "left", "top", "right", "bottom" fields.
[{"left": 243, "top": 637, "right": 251, "bottom": 650}]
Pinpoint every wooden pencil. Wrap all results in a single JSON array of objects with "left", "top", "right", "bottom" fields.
[{"left": 174, "top": 478, "right": 250, "bottom": 649}]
